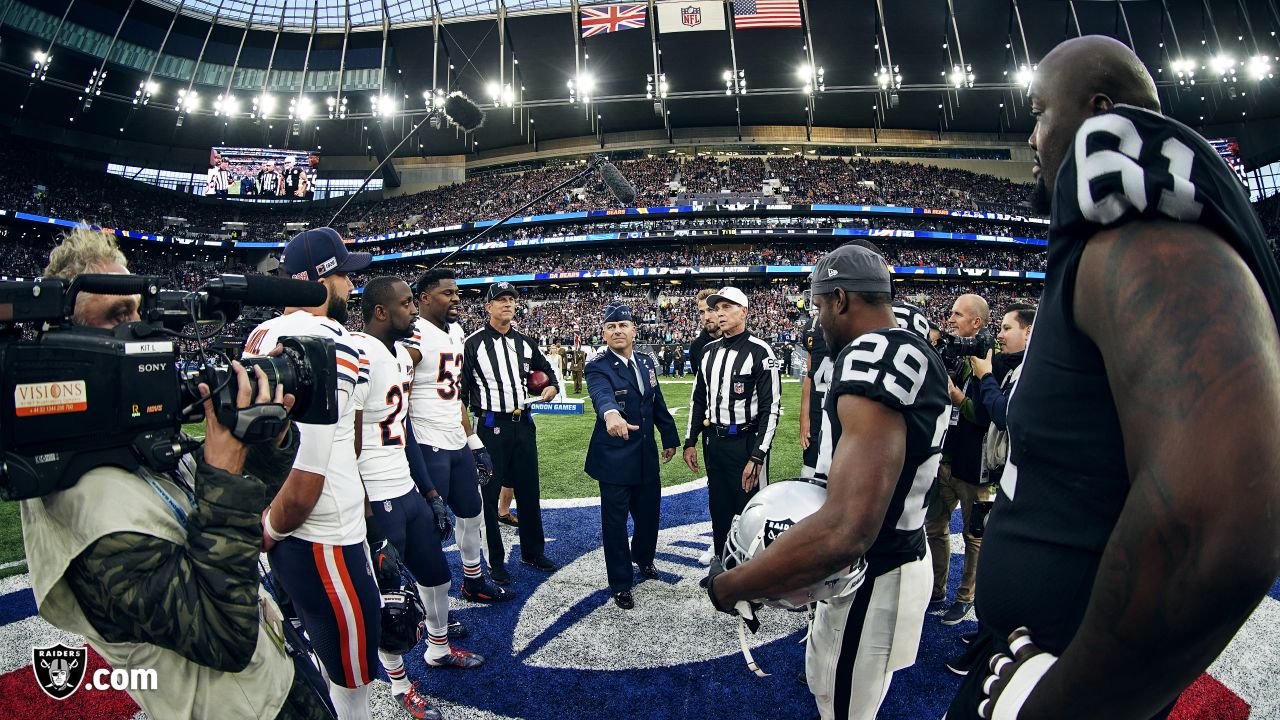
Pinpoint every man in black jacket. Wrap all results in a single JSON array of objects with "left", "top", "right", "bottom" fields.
[{"left": 688, "top": 288, "right": 722, "bottom": 374}]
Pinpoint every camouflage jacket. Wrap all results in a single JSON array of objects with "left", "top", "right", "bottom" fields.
[{"left": 64, "top": 427, "right": 299, "bottom": 674}]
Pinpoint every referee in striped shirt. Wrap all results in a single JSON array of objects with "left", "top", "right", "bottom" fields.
[
  {"left": 683, "top": 286, "right": 782, "bottom": 573},
  {"left": 462, "top": 281, "right": 560, "bottom": 580}
]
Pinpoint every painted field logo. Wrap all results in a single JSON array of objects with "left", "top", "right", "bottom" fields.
[
  {"left": 32, "top": 643, "right": 87, "bottom": 700},
  {"left": 14, "top": 380, "right": 88, "bottom": 417}
]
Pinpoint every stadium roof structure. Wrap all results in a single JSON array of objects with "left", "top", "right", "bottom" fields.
[{"left": 0, "top": 0, "right": 1277, "bottom": 166}]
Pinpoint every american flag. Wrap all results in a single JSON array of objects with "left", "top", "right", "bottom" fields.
[
  {"left": 732, "top": 0, "right": 801, "bottom": 29},
  {"left": 580, "top": 3, "right": 648, "bottom": 37}
]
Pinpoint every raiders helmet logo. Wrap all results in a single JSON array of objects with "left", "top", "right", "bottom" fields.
[
  {"left": 32, "top": 643, "right": 87, "bottom": 700},
  {"left": 762, "top": 519, "right": 794, "bottom": 548}
]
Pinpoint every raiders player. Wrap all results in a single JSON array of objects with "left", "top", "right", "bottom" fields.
[
  {"left": 948, "top": 37, "right": 1280, "bottom": 720},
  {"left": 402, "top": 268, "right": 511, "bottom": 599},
  {"left": 351, "top": 277, "right": 482, "bottom": 719},
  {"left": 243, "top": 228, "right": 380, "bottom": 720},
  {"left": 798, "top": 306, "right": 830, "bottom": 478},
  {"left": 707, "top": 244, "right": 949, "bottom": 720}
]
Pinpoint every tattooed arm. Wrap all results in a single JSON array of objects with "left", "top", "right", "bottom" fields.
[{"left": 1022, "top": 220, "right": 1280, "bottom": 718}]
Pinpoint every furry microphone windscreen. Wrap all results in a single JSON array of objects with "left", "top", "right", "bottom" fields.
[
  {"left": 598, "top": 162, "right": 637, "bottom": 205},
  {"left": 443, "top": 92, "right": 486, "bottom": 132}
]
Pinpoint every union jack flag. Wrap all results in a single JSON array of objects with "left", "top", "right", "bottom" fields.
[{"left": 580, "top": 3, "right": 648, "bottom": 37}]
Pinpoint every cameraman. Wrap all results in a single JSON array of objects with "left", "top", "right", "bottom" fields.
[
  {"left": 970, "top": 303, "right": 1036, "bottom": 461},
  {"left": 926, "top": 293, "right": 994, "bottom": 625},
  {"left": 21, "top": 230, "right": 328, "bottom": 718}
]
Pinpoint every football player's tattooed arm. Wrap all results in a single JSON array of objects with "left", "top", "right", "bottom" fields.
[
  {"left": 66, "top": 462, "right": 268, "bottom": 672},
  {"left": 1020, "top": 220, "right": 1280, "bottom": 719},
  {"left": 714, "top": 393, "right": 905, "bottom": 605}
]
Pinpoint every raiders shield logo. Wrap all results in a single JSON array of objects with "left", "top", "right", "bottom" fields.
[
  {"left": 32, "top": 643, "right": 87, "bottom": 700},
  {"left": 762, "top": 519, "right": 794, "bottom": 548}
]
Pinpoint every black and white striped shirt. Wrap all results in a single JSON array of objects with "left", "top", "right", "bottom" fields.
[
  {"left": 461, "top": 324, "right": 558, "bottom": 414},
  {"left": 206, "top": 168, "right": 231, "bottom": 194},
  {"left": 685, "top": 330, "right": 781, "bottom": 462}
]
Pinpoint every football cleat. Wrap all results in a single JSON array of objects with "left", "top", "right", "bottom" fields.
[
  {"left": 426, "top": 646, "right": 485, "bottom": 669},
  {"left": 394, "top": 683, "right": 443, "bottom": 720},
  {"left": 462, "top": 576, "right": 513, "bottom": 603}
]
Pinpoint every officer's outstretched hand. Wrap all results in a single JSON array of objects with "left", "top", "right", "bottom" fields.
[
  {"left": 662, "top": 447, "right": 676, "bottom": 464},
  {"left": 606, "top": 412, "right": 640, "bottom": 440},
  {"left": 683, "top": 446, "right": 699, "bottom": 473}
]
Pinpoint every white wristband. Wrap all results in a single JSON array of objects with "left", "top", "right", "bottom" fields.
[
  {"left": 991, "top": 652, "right": 1057, "bottom": 720},
  {"left": 466, "top": 434, "right": 485, "bottom": 451},
  {"left": 264, "top": 509, "right": 292, "bottom": 542}
]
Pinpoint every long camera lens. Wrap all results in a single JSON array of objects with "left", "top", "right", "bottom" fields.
[{"left": 181, "top": 335, "right": 338, "bottom": 429}]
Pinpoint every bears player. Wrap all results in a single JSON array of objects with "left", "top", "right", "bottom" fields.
[
  {"left": 948, "top": 36, "right": 1280, "bottom": 720},
  {"left": 401, "top": 268, "right": 511, "bottom": 599},
  {"left": 351, "top": 276, "right": 482, "bottom": 719},
  {"left": 243, "top": 228, "right": 380, "bottom": 720},
  {"left": 707, "top": 244, "right": 949, "bottom": 720}
]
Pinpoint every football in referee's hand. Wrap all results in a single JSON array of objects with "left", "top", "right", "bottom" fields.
[{"left": 527, "top": 370, "right": 552, "bottom": 395}]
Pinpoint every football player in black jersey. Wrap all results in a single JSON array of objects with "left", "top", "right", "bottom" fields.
[
  {"left": 948, "top": 36, "right": 1280, "bottom": 720},
  {"left": 707, "top": 244, "right": 950, "bottom": 720},
  {"left": 798, "top": 307, "right": 830, "bottom": 477}
]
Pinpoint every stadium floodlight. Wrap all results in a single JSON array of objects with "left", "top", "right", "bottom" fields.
[
  {"left": 486, "top": 81, "right": 501, "bottom": 106},
  {"left": 289, "top": 96, "right": 313, "bottom": 120},
  {"left": 327, "top": 95, "right": 349, "bottom": 119},
  {"left": 372, "top": 94, "right": 396, "bottom": 117},
  {"left": 176, "top": 88, "right": 199, "bottom": 113},
  {"left": 1210, "top": 54, "right": 1236, "bottom": 81},
  {"left": 252, "top": 93, "right": 276, "bottom": 119},
  {"left": 1247, "top": 54, "right": 1273, "bottom": 81},
  {"left": 723, "top": 69, "right": 746, "bottom": 95},
  {"left": 1171, "top": 57, "right": 1196, "bottom": 86},
  {"left": 31, "top": 50, "right": 50, "bottom": 81},
  {"left": 568, "top": 72, "right": 595, "bottom": 104},
  {"left": 1015, "top": 63, "right": 1035, "bottom": 88},
  {"left": 875, "top": 65, "right": 901, "bottom": 90},
  {"left": 214, "top": 94, "right": 240, "bottom": 117},
  {"left": 948, "top": 64, "right": 974, "bottom": 89},
  {"left": 646, "top": 73, "right": 669, "bottom": 100},
  {"left": 798, "top": 63, "right": 824, "bottom": 95},
  {"left": 134, "top": 80, "right": 157, "bottom": 105}
]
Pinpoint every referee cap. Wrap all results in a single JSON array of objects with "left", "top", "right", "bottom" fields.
[
  {"left": 706, "top": 286, "right": 749, "bottom": 309},
  {"left": 282, "top": 227, "right": 372, "bottom": 282},
  {"left": 809, "top": 245, "right": 892, "bottom": 296},
  {"left": 484, "top": 281, "right": 519, "bottom": 302}
]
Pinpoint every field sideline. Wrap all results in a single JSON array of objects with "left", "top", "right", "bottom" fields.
[{"left": 0, "top": 380, "right": 804, "bottom": 577}]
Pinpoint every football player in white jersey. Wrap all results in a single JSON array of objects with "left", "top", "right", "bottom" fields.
[
  {"left": 242, "top": 228, "right": 379, "bottom": 720},
  {"left": 353, "top": 277, "right": 485, "bottom": 719},
  {"left": 401, "top": 269, "right": 511, "bottom": 599}
]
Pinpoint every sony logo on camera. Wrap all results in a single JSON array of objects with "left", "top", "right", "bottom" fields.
[{"left": 137, "top": 363, "right": 169, "bottom": 373}]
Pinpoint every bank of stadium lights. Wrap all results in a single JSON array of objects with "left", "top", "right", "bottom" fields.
[
  {"left": 1210, "top": 54, "right": 1238, "bottom": 82},
  {"left": 723, "top": 69, "right": 746, "bottom": 95},
  {"left": 83, "top": 68, "right": 106, "bottom": 96},
  {"left": 568, "top": 72, "right": 595, "bottom": 104},
  {"left": 31, "top": 51, "right": 50, "bottom": 81},
  {"left": 798, "top": 63, "right": 825, "bottom": 95},
  {"left": 327, "top": 96, "right": 349, "bottom": 119},
  {"left": 371, "top": 95, "right": 396, "bottom": 117},
  {"left": 1171, "top": 58, "right": 1197, "bottom": 86},
  {"left": 646, "top": 73, "right": 668, "bottom": 100},
  {"left": 213, "top": 94, "right": 240, "bottom": 117},
  {"left": 134, "top": 80, "right": 158, "bottom": 106},
  {"left": 947, "top": 64, "right": 974, "bottom": 89},
  {"left": 486, "top": 82, "right": 515, "bottom": 108},
  {"left": 1014, "top": 64, "right": 1035, "bottom": 88},
  {"left": 175, "top": 88, "right": 198, "bottom": 127},
  {"left": 251, "top": 93, "right": 276, "bottom": 119},
  {"left": 875, "top": 65, "right": 902, "bottom": 91},
  {"left": 288, "top": 97, "right": 313, "bottom": 121},
  {"left": 1247, "top": 55, "right": 1274, "bottom": 81}
]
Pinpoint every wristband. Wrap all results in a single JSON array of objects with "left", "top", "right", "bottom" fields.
[
  {"left": 263, "top": 508, "right": 292, "bottom": 542},
  {"left": 466, "top": 434, "right": 485, "bottom": 451},
  {"left": 991, "top": 652, "right": 1057, "bottom": 720}
]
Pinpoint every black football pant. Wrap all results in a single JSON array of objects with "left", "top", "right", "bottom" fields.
[
  {"left": 599, "top": 480, "right": 661, "bottom": 592},
  {"left": 703, "top": 432, "right": 764, "bottom": 557},
  {"left": 477, "top": 415, "right": 545, "bottom": 568}
]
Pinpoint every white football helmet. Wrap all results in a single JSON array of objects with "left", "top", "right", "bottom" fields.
[{"left": 723, "top": 477, "right": 868, "bottom": 610}]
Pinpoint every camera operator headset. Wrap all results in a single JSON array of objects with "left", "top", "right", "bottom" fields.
[
  {"left": 18, "top": 230, "right": 332, "bottom": 719},
  {"left": 242, "top": 228, "right": 381, "bottom": 720}
]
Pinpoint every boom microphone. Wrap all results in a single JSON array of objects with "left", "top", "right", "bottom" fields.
[
  {"left": 442, "top": 92, "right": 486, "bottom": 132},
  {"left": 598, "top": 161, "right": 637, "bottom": 205},
  {"left": 200, "top": 274, "right": 328, "bottom": 308}
]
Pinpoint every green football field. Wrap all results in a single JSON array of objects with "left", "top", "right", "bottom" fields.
[{"left": 0, "top": 380, "right": 804, "bottom": 578}]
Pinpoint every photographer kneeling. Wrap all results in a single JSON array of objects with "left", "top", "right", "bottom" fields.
[{"left": 19, "top": 231, "right": 330, "bottom": 718}]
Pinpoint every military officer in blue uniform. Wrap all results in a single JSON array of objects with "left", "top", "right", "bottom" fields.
[{"left": 585, "top": 301, "right": 680, "bottom": 609}]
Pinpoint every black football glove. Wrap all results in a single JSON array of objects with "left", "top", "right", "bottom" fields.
[
  {"left": 473, "top": 448, "right": 494, "bottom": 487},
  {"left": 371, "top": 540, "right": 404, "bottom": 592},
  {"left": 429, "top": 495, "right": 453, "bottom": 540},
  {"left": 705, "top": 563, "right": 760, "bottom": 633}
]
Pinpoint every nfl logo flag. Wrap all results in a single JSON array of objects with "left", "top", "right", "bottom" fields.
[
  {"left": 657, "top": 1, "right": 726, "bottom": 33},
  {"left": 732, "top": 0, "right": 802, "bottom": 28},
  {"left": 580, "top": 3, "right": 647, "bottom": 37}
]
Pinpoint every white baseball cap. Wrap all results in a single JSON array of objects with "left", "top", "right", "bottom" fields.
[{"left": 706, "top": 287, "right": 749, "bottom": 309}]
